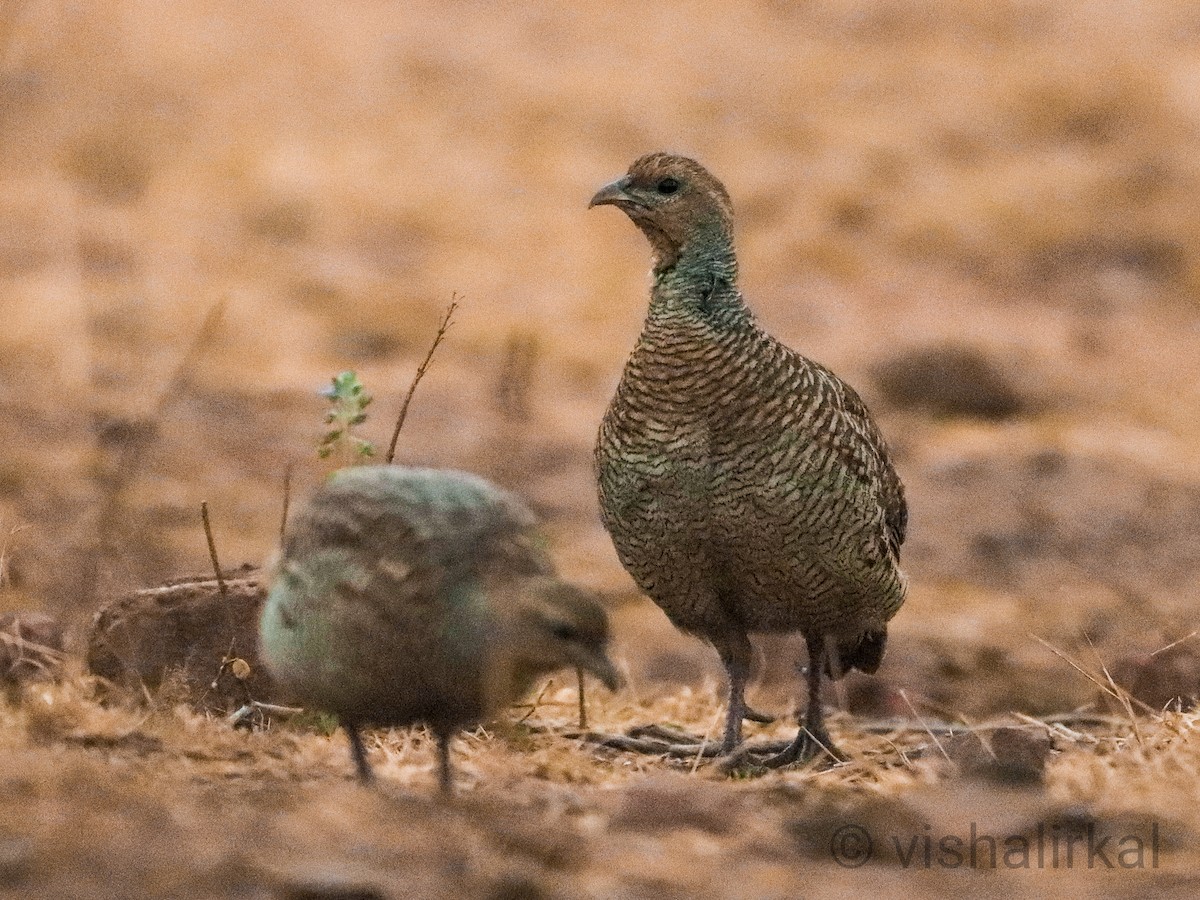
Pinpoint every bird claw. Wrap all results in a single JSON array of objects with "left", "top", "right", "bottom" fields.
[
  {"left": 711, "top": 733, "right": 845, "bottom": 775},
  {"left": 585, "top": 725, "right": 728, "bottom": 759},
  {"left": 715, "top": 746, "right": 771, "bottom": 776},
  {"left": 627, "top": 723, "right": 705, "bottom": 744},
  {"left": 759, "top": 731, "right": 845, "bottom": 769}
]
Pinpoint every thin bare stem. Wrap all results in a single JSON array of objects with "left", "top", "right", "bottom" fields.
[
  {"left": 898, "top": 689, "right": 951, "bottom": 762},
  {"left": 1031, "top": 634, "right": 1117, "bottom": 698},
  {"left": 1031, "top": 633, "right": 1149, "bottom": 745},
  {"left": 576, "top": 666, "right": 587, "bottom": 730},
  {"left": 82, "top": 299, "right": 226, "bottom": 611},
  {"left": 0, "top": 523, "right": 31, "bottom": 589},
  {"left": 690, "top": 708, "right": 723, "bottom": 774},
  {"left": 278, "top": 463, "right": 293, "bottom": 546},
  {"left": 200, "top": 502, "right": 227, "bottom": 597},
  {"left": 1151, "top": 631, "right": 1198, "bottom": 657},
  {"left": 515, "top": 679, "right": 555, "bottom": 724},
  {"left": 385, "top": 299, "right": 458, "bottom": 464},
  {"left": 153, "top": 299, "right": 227, "bottom": 421},
  {"left": 1083, "top": 633, "right": 1145, "bottom": 743},
  {"left": 227, "top": 701, "right": 305, "bottom": 728}
]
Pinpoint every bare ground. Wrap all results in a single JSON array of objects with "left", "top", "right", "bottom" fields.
[{"left": 3, "top": 0, "right": 1200, "bottom": 896}]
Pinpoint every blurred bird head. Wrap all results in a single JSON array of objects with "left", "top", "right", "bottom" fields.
[
  {"left": 494, "top": 577, "right": 623, "bottom": 700},
  {"left": 589, "top": 153, "right": 734, "bottom": 271}
]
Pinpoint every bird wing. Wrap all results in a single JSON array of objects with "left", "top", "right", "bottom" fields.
[
  {"left": 730, "top": 346, "right": 906, "bottom": 605},
  {"left": 814, "top": 360, "right": 907, "bottom": 555}
]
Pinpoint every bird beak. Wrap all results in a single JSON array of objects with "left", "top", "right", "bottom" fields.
[
  {"left": 588, "top": 176, "right": 634, "bottom": 210},
  {"left": 572, "top": 647, "right": 624, "bottom": 691}
]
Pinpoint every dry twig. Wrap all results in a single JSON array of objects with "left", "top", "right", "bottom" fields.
[
  {"left": 385, "top": 299, "right": 458, "bottom": 464},
  {"left": 278, "top": 464, "right": 293, "bottom": 545},
  {"left": 82, "top": 299, "right": 226, "bottom": 608},
  {"left": 898, "top": 689, "right": 951, "bottom": 762},
  {"left": 1030, "top": 633, "right": 1149, "bottom": 743},
  {"left": 200, "top": 502, "right": 227, "bottom": 597},
  {"left": 1151, "top": 631, "right": 1198, "bottom": 657}
]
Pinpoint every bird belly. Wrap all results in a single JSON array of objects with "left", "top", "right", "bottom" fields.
[
  {"left": 259, "top": 559, "right": 489, "bottom": 731},
  {"left": 596, "top": 403, "right": 735, "bottom": 636}
]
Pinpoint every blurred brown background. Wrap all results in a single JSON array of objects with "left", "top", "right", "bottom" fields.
[{"left": 2, "top": 0, "right": 1200, "bottom": 716}]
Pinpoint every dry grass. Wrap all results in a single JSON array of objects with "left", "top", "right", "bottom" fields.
[
  {"left": 2, "top": 0, "right": 1200, "bottom": 895},
  {"left": 2, "top": 675, "right": 1199, "bottom": 897}
]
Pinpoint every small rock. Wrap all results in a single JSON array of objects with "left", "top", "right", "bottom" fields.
[
  {"left": 1110, "top": 642, "right": 1200, "bottom": 712},
  {"left": 86, "top": 566, "right": 273, "bottom": 711},
  {"left": 486, "top": 874, "right": 547, "bottom": 900},
  {"left": 872, "top": 344, "right": 1027, "bottom": 419},
  {"left": 936, "top": 726, "right": 1053, "bottom": 784},
  {"left": 0, "top": 837, "right": 33, "bottom": 887},
  {"left": 610, "top": 776, "right": 740, "bottom": 834},
  {"left": 843, "top": 674, "right": 907, "bottom": 717},
  {"left": 276, "top": 876, "right": 387, "bottom": 900}
]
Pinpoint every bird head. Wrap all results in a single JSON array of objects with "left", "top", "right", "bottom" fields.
[
  {"left": 589, "top": 153, "right": 735, "bottom": 272},
  {"left": 496, "top": 577, "right": 623, "bottom": 700}
]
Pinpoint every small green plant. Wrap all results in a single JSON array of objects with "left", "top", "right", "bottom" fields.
[
  {"left": 291, "top": 709, "right": 342, "bottom": 737},
  {"left": 318, "top": 371, "right": 376, "bottom": 462}
]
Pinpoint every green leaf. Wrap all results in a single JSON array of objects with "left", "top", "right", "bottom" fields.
[{"left": 317, "top": 370, "right": 375, "bottom": 463}]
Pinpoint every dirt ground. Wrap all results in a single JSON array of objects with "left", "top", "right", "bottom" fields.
[{"left": 3, "top": 1, "right": 1200, "bottom": 896}]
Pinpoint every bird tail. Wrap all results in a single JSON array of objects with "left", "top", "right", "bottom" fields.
[{"left": 824, "top": 628, "right": 887, "bottom": 678}]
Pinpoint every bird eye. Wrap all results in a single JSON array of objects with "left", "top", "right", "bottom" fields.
[{"left": 656, "top": 177, "right": 680, "bottom": 195}]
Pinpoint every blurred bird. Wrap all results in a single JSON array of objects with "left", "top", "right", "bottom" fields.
[
  {"left": 590, "top": 153, "right": 906, "bottom": 766},
  {"left": 260, "top": 465, "right": 622, "bottom": 793}
]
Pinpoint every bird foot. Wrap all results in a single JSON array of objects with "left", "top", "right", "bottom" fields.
[
  {"left": 713, "top": 740, "right": 787, "bottom": 776},
  {"left": 713, "top": 732, "right": 845, "bottom": 775},
  {"left": 627, "top": 723, "right": 705, "bottom": 744},
  {"left": 759, "top": 729, "right": 845, "bottom": 769},
  {"left": 585, "top": 723, "right": 731, "bottom": 759},
  {"left": 743, "top": 705, "right": 776, "bottom": 725}
]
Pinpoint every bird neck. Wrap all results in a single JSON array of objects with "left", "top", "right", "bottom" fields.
[{"left": 649, "top": 232, "right": 744, "bottom": 321}]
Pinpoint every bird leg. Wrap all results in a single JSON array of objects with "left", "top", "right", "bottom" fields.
[
  {"left": 591, "top": 635, "right": 772, "bottom": 759},
  {"left": 345, "top": 723, "right": 374, "bottom": 784},
  {"left": 576, "top": 665, "right": 588, "bottom": 729},
  {"left": 435, "top": 730, "right": 455, "bottom": 797},
  {"left": 716, "top": 633, "right": 763, "bottom": 752},
  {"left": 721, "top": 663, "right": 748, "bottom": 752},
  {"left": 710, "top": 636, "right": 774, "bottom": 738},
  {"left": 760, "top": 634, "right": 845, "bottom": 768}
]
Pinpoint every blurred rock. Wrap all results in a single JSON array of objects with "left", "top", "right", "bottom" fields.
[
  {"left": 934, "top": 726, "right": 1053, "bottom": 785},
  {"left": 62, "top": 133, "right": 153, "bottom": 204},
  {"left": 329, "top": 327, "right": 404, "bottom": 362},
  {"left": 483, "top": 806, "right": 587, "bottom": 871},
  {"left": 0, "top": 837, "right": 33, "bottom": 888},
  {"left": 907, "top": 450, "right": 1200, "bottom": 613},
  {"left": 784, "top": 791, "right": 929, "bottom": 865},
  {"left": 610, "top": 776, "right": 741, "bottom": 835},
  {"left": 843, "top": 674, "right": 907, "bottom": 717},
  {"left": 1109, "top": 641, "right": 1200, "bottom": 712},
  {"left": 0, "top": 611, "right": 65, "bottom": 688},
  {"left": 486, "top": 874, "right": 547, "bottom": 900},
  {"left": 275, "top": 875, "right": 386, "bottom": 900},
  {"left": 872, "top": 344, "right": 1026, "bottom": 419},
  {"left": 86, "top": 566, "right": 272, "bottom": 710}
]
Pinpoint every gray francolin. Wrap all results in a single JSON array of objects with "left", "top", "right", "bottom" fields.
[
  {"left": 260, "top": 465, "right": 621, "bottom": 793},
  {"left": 590, "top": 153, "right": 906, "bottom": 765}
]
